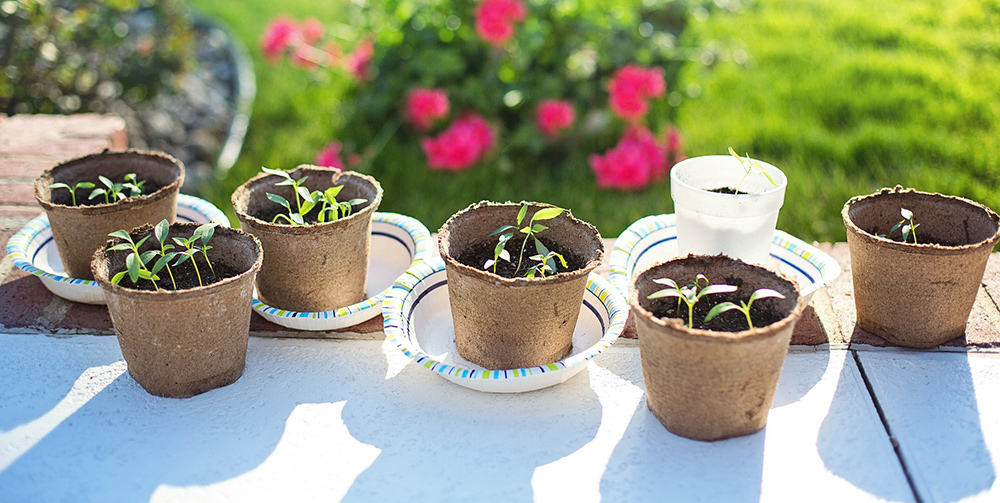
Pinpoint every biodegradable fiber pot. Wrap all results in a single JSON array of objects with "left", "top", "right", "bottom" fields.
[
  {"left": 34, "top": 149, "right": 184, "bottom": 280},
  {"left": 843, "top": 186, "right": 1000, "bottom": 348},
  {"left": 631, "top": 255, "right": 806, "bottom": 441},
  {"left": 91, "top": 223, "right": 263, "bottom": 398},
  {"left": 232, "top": 165, "right": 382, "bottom": 312},
  {"left": 671, "top": 155, "right": 786, "bottom": 264},
  {"left": 438, "top": 201, "right": 604, "bottom": 370}
]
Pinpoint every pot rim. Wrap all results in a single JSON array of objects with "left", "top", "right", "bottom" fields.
[
  {"left": 91, "top": 223, "right": 263, "bottom": 301},
  {"left": 34, "top": 149, "right": 185, "bottom": 213},
  {"left": 842, "top": 186, "right": 1000, "bottom": 256},
  {"left": 231, "top": 165, "right": 383, "bottom": 235},
  {"left": 630, "top": 254, "right": 808, "bottom": 343},
  {"left": 438, "top": 200, "right": 604, "bottom": 287},
  {"left": 670, "top": 154, "right": 787, "bottom": 199}
]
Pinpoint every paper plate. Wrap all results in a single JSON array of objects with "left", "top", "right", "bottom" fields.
[
  {"left": 251, "top": 212, "right": 434, "bottom": 331},
  {"left": 5, "top": 194, "right": 230, "bottom": 305},
  {"left": 609, "top": 214, "right": 841, "bottom": 303},
  {"left": 382, "top": 260, "right": 628, "bottom": 393}
]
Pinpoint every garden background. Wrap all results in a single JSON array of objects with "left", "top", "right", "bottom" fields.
[{"left": 17, "top": 0, "right": 1000, "bottom": 243}]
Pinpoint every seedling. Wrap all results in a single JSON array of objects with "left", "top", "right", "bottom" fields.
[
  {"left": 107, "top": 230, "right": 160, "bottom": 290},
  {"left": 888, "top": 207, "right": 919, "bottom": 244},
  {"left": 728, "top": 147, "right": 778, "bottom": 195},
  {"left": 172, "top": 223, "right": 218, "bottom": 287},
  {"left": 149, "top": 219, "right": 179, "bottom": 290},
  {"left": 262, "top": 167, "right": 366, "bottom": 225},
  {"left": 49, "top": 181, "right": 95, "bottom": 206},
  {"left": 647, "top": 274, "right": 737, "bottom": 328},
  {"left": 704, "top": 288, "right": 786, "bottom": 330},
  {"left": 525, "top": 251, "right": 568, "bottom": 278},
  {"left": 485, "top": 203, "right": 565, "bottom": 277},
  {"left": 89, "top": 173, "right": 145, "bottom": 204}
]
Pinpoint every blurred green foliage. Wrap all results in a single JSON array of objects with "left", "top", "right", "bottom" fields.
[
  {"left": 0, "top": 0, "right": 195, "bottom": 115},
  {"left": 197, "top": 0, "right": 1000, "bottom": 242}
]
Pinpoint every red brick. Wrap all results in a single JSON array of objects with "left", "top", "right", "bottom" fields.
[
  {"left": 335, "top": 314, "right": 383, "bottom": 335},
  {"left": 250, "top": 311, "right": 384, "bottom": 336},
  {"left": 0, "top": 156, "right": 57, "bottom": 178},
  {"left": 789, "top": 305, "right": 829, "bottom": 345},
  {"left": 0, "top": 114, "right": 126, "bottom": 157},
  {"left": 0, "top": 180, "right": 37, "bottom": 205},
  {"left": 0, "top": 205, "right": 42, "bottom": 219},
  {"left": 249, "top": 311, "right": 285, "bottom": 332},
  {"left": 59, "top": 303, "right": 114, "bottom": 332},
  {"left": 0, "top": 274, "right": 51, "bottom": 329},
  {"left": 982, "top": 253, "right": 1000, "bottom": 308}
]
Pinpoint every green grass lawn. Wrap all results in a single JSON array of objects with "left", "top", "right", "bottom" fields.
[{"left": 192, "top": 0, "right": 1000, "bottom": 242}]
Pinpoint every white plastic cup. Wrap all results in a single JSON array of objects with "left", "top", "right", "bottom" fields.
[{"left": 670, "top": 155, "right": 787, "bottom": 264}]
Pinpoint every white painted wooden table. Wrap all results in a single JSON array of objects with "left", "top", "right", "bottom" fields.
[{"left": 0, "top": 332, "right": 997, "bottom": 502}]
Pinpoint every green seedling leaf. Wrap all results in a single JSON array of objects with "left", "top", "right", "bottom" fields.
[
  {"left": 652, "top": 278, "right": 680, "bottom": 289},
  {"left": 531, "top": 207, "right": 564, "bottom": 221},
  {"left": 194, "top": 223, "right": 216, "bottom": 245},
  {"left": 531, "top": 224, "right": 548, "bottom": 233},
  {"left": 108, "top": 230, "right": 131, "bottom": 240},
  {"left": 77, "top": 182, "right": 95, "bottom": 189},
  {"left": 325, "top": 185, "right": 344, "bottom": 201},
  {"left": 107, "top": 243, "right": 132, "bottom": 252},
  {"left": 261, "top": 166, "right": 290, "bottom": 178},
  {"left": 89, "top": 188, "right": 107, "bottom": 200},
  {"left": 154, "top": 219, "right": 169, "bottom": 244},
  {"left": 520, "top": 226, "right": 531, "bottom": 234},
  {"left": 136, "top": 270, "right": 159, "bottom": 281},
  {"left": 749, "top": 289, "right": 785, "bottom": 303},
  {"left": 111, "top": 271, "right": 127, "bottom": 285},
  {"left": 648, "top": 288, "right": 682, "bottom": 299},
  {"left": 697, "top": 284, "right": 738, "bottom": 299},
  {"left": 126, "top": 253, "right": 140, "bottom": 283},
  {"left": 174, "top": 253, "right": 191, "bottom": 265},
  {"left": 297, "top": 184, "right": 314, "bottom": 203},
  {"left": 516, "top": 204, "right": 528, "bottom": 226},
  {"left": 98, "top": 175, "right": 114, "bottom": 189},
  {"left": 291, "top": 213, "right": 305, "bottom": 225},
  {"left": 300, "top": 197, "right": 316, "bottom": 215},
  {"left": 489, "top": 225, "right": 515, "bottom": 237},
  {"left": 134, "top": 235, "right": 150, "bottom": 249},
  {"left": 349, "top": 198, "right": 366, "bottom": 206},
  {"left": 704, "top": 302, "right": 740, "bottom": 323},
  {"left": 900, "top": 207, "right": 913, "bottom": 220},
  {"left": 140, "top": 250, "right": 158, "bottom": 264},
  {"left": 49, "top": 182, "right": 70, "bottom": 190},
  {"left": 151, "top": 255, "right": 172, "bottom": 274},
  {"left": 266, "top": 192, "right": 291, "bottom": 210}
]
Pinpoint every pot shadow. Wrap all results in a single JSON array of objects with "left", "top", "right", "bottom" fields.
[
  {"left": 0, "top": 334, "right": 123, "bottom": 431},
  {"left": 0, "top": 338, "right": 394, "bottom": 500},
  {"left": 770, "top": 346, "right": 831, "bottom": 408},
  {"left": 818, "top": 349, "right": 996, "bottom": 502},
  {"left": 597, "top": 352, "right": 766, "bottom": 502},
  {"left": 0, "top": 337, "right": 602, "bottom": 501},
  {"left": 339, "top": 341, "right": 603, "bottom": 501}
]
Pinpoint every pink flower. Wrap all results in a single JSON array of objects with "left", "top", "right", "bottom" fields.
[
  {"left": 261, "top": 17, "right": 302, "bottom": 62},
  {"left": 405, "top": 88, "right": 450, "bottom": 130},
  {"left": 664, "top": 125, "right": 686, "bottom": 166},
  {"left": 535, "top": 100, "right": 575, "bottom": 138},
  {"left": 301, "top": 18, "right": 324, "bottom": 44},
  {"left": 290, "top": 45, "right": 318, "bottom": 70},
  {"left": 608, "top": 65, "right": 666, "bottom": 121},
  {"left": 589, "top": 127, "right": 668, "bottom": 190},
  {"left": 346, "top": 39, "right": 374, "bottom": 81},
  {"left": 421, "top": 114, "right": 496, "bottom": 171},
  {"left": 475, "top": 0, "right": 526, "bottom": 46},
  {"left": 315, "top": 141, "right": 345, "bottom": 169}
]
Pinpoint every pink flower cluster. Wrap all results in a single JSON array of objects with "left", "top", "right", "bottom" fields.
[
  {"left": 535, "top": 100, "right": 575, "bottom": 138},
  {"left": 421, "top": 115, "right": 496, "bottom": 171},
  {"left": 261, "top": 17, "right": 372, "bottom": 80},
  {"left": 314, "top": 141, "right": 345, "bottom": 169},
  {"left": 405, "top": 88, "right": 451, "bottom": 130},
  {"left": 475, "top": 0, "right": 526, "bottom": 46},
  {"left": 589, "top": 126, "right": 685, "bottom": 190},
  {"left": 609, "top": 65, "right": 666, "bottom": 121}
]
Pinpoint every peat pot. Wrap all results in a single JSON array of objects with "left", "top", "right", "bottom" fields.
[
  {"left": 843, "top": 186, "right": 1000, "bottom": 348},
  {"left": 232, "top": 165, "right": 383, "bottom": 312},
  {"left": 34, "top": 149, "right": 184, "bottom": 279},
  {"left": 631, "top": 255, "right": 807, "bottom": 441},
  {"left": 438, "top": 201, "right": 604, "bottom": 370},
  {"left": 92, "top": 223, "right": 262, "bottom": 398},
  {"left": 670, "top": 155, "right": 786, "bottom": 264}
]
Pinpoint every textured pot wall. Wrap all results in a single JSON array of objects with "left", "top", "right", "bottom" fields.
[
  {"left": 35, "top": 150, "right": 184, "bottom": 279},
  {"left": 92, "top": 224, "right": 262, "bottom": 398},
  {"left": 439, "top": 201, "right": 604, "bottom": 370},
  {"left": 632, "top": 255, "right": 805, "bottom": 441},
  {"left": 843, "top": 187, "right": 1000, "bottom": 348},
  {"left": 232, "top": 166, "right": 382, "bottom": 312}
]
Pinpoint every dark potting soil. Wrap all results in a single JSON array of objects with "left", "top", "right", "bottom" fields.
[
  {"left": 652, "top": 287, "right": 789, "bottom": 332},
  {"left": 50, "top": 178, "right": 165, "bottom": 207},
  {"left": 251, "top": 198, "right": 371, "bottom": 225},
  {"left": 117, "top": 254, "right": 242, "bottom": 292},
  {"left": 707, "top": 187, "right": 739, "bottom": 194},
  {"left": 455, "top": 237, "right": 588, "bottom": 278}
]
